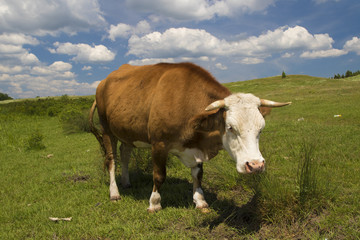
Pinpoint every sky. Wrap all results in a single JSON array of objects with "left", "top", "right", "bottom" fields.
[{"left": 0, "top": 0, "right": 359, "bottom": 99}]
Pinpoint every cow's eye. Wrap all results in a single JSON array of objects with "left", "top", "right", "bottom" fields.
[{"left": 227, "top": 125, "right": 236, "bottom": 133}]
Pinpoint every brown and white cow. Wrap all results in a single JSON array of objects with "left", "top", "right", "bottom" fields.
[{"left": 89, "top": 62, "right": 290, "bottom": 212}]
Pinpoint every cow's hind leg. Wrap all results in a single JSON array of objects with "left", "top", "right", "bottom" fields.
[
  {"left": 192, "top": 163, "right": 209, "bottom": 209},
  {"left": 120, "top": 143, "right": 133, "bottom": 188},
  {"left": 148, "top": 142, "right": 167, "bottom": 212},
  {"left": 103, "top": 133, "right": 121, "bottom": 201}
]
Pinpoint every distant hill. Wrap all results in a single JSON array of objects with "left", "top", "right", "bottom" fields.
[
  {"left": 225, "top": 74, "right": 359, "bottom": 101},
  {"left": 225, "top": 74, "right": 328, "bottom": 97},
  {"left": 2, "top": 74, "right": 359, "bottom": 118}
]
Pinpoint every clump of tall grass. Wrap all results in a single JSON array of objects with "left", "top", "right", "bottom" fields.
[
  {"left": 250, "top": 138, "right": 334, "bottom": 224},
  {"left": 59, "top": 107, "right": 91, "bottom": 134},
  {"left": 26, "top": 130, "right": 46, "bottom": 150},
  {"left": 297, "top": 141, "right": 319, "bottom": 214},
  {"left": 295, "top": 139, "right": 336, "bottom": 218}
]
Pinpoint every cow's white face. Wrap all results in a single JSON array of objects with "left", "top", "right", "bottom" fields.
[{"left": 222, "top": 93, "right": 265, "bottom": 174}]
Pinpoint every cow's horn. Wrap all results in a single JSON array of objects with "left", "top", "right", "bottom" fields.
[
  {"left": 205, "top": 100, "right": 226, "bottom": 111},
  {"left": 260, "top": 99, "right": 292, "bottom": 107}
]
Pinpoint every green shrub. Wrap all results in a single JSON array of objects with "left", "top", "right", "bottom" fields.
[
  {"left": 59, "top": 107, "right": 91, "bottom": 134},
  {"left": 26, "top": 130, "right": 46, "bottom": 150},
  {"left": 47, "top": 106, "right": 61, "bottom": 117}
]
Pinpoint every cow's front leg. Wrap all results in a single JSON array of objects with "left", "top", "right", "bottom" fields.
[
  {"left": 148, "top": 142, "right": 167, "bottom": 212},
  {"left": 192, "top": 163, "right": 209, "bottom": 209}
]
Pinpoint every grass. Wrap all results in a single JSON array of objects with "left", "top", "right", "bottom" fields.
[{"left": 1, "top": 75, "right": 360, "bottom": 239}]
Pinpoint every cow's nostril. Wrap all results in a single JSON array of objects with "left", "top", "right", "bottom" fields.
[
  {"left": 245, "top": 160, "right": 265, "bottom": 173},
  {"left": 245, "top": 162, "right": 253, "bottom": 173}
]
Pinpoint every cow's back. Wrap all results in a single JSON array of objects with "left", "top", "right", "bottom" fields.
[{"left": 96, "top": 63, "right": 231, "bottom": 146}]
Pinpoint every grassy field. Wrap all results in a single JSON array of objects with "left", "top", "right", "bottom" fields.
[{"left": 1, "top": 75, "right": 359, "bottom": 239}]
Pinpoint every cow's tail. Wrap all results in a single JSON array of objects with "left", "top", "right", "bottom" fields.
[{"left": 89, "top": 100, "right": 106, "bottom": 155}]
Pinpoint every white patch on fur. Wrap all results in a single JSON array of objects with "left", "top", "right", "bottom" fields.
[
  {"left": 109, "top": 164, "right": 120, "bottom": 199},
  {"left": 193, "top": 188, "right": 208, "bottom": 209},
  {"left": 170, "top": 148, "right": 208, "bottom": 168},
  {"left": 148, "top": 191, "right": 162, "bottom": 212}
]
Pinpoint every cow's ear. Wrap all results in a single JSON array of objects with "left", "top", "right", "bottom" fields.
[
  {"left": 259, "top": 106, "right": 272, "bottom": 118},
  {"left": 190, "top": 109, "right": 225, "bottom": 132}
]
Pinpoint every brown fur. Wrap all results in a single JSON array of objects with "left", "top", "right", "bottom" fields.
[
  {"left": 259, "top": 106, "right": 272, "bottom": 117},
  {"left": 89, "top": 62, "right": 232, "bottom": 205}
]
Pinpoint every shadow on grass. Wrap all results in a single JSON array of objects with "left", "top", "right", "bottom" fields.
[
  {"left": 114, "top": 169, "right": 261, "bottom": 235},
  {"left": 206, "top": 192, "right": 262, "bottom": 234},
  {"left": 115, "top": 170, "right": 194, "bottom": 208}
]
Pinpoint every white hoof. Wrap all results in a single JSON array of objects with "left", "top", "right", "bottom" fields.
[
  {"left": 148, "top": 191, "right": 162, "bottom": 212},
  {"left": 193, "top": 188, "right": 208, "bottom": 209}
]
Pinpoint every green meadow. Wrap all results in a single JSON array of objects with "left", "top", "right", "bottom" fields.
[{"left": 1, "top": 75, "right": 359, "bottom": 239}]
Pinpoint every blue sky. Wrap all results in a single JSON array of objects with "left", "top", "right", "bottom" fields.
[{"left": 0, "top": 0, "right": 359, "bottom": 98}]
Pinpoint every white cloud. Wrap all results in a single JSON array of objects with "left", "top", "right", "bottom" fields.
[
  {"left": 0, "top": 44, "right": 25, "bottom": 54},
  {"left": 238, "top": 57, "right": 265, "bottom": 64},
  {"left": 126, "top": 0, "right": 276, "bottom": 21},
  {"left": 108, "top": 24, "right": 132, "bottom": 40},
  {"left": 0, "top": 59, "right": 94, "bottom": 98},
  {"left": 135, "top": 20, "right": 152, "bottom": 35},
  {"left": 82, "top": 66, "right": 92, "bottom": 71},
  {"left": 0, "top": 62, "right": 97, "bottom": 98},
  {"left": 127, "top": 26, "right": 338, "bottom": 64},
  {"left": 50, "top": 42, "right": 116, "bottom": 63},
  {"left": 49, "top": 61, "right": 72, "bottom": 72},
  {"left": 0, "top": 33, "right": 40, "bottom": 65},
  {"left": 243, "top": 26, "right": 334, "bottom": 54},
  {"left": 215, "top": 63, "right": 228, "bottom": 70},
  {"left": 344, "top": 37, "right": 360, "bottom": 55},
  {"left": 108, "top": 20, "right": 151, "bottom": 41},
  {"left": 20, "top": 52, "right": 40, "bottom": 65},
  {"left": 281, "top": 52, "right": 294, "bottom": 58},
  {"left": 128, "top": 28, "right": 224, "bottom": 58},
  {"left": 313, "top": 0, "right": 341, "bottom": 4},
  {"left": 90, "top": 80, "right": 101, "bottom": 89},
  {"left": 300, "top": 49, "right": 348, "bottom": 59},
  {"left": 31, "top": 61, "right": 74, "bottom": 78},
  {"left": 181, "top": 56, "right": 211, "bottom": 62},
  {"left": 0, "top": 33, "right": 39, "bottom": 45},
  {"left": 0, "top": 0, "right": 106, "bottom": 36},
  {"left": 128, "top": 58, "right": 175, "bottom": 66},
  {"left": 0, "top": 65, "right": 24, "bottom": 74}
]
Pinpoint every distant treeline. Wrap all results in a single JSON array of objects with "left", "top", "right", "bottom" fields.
[
  {"left": 0, "top": 92, "right": 13, "bottom": 101},
  {"left": 332, "top": 70, "right": 360, "bottom": 79}
]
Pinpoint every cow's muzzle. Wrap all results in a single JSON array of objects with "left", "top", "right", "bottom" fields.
[{"left": 245, "top": 160, "right": 265, "bottom": 173}]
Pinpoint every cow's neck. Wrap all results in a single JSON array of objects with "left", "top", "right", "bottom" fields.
[{"left": 183, "top": 110, "right": 226, "bottom": 160}]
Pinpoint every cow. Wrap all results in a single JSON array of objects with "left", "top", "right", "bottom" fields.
[{"left": 89, "top": 62, "right": 290, "bottom": 212}]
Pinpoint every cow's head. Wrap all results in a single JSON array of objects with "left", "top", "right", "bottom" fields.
[{"left": 205, "top": 93, "right": 291, "bottom": 174}]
